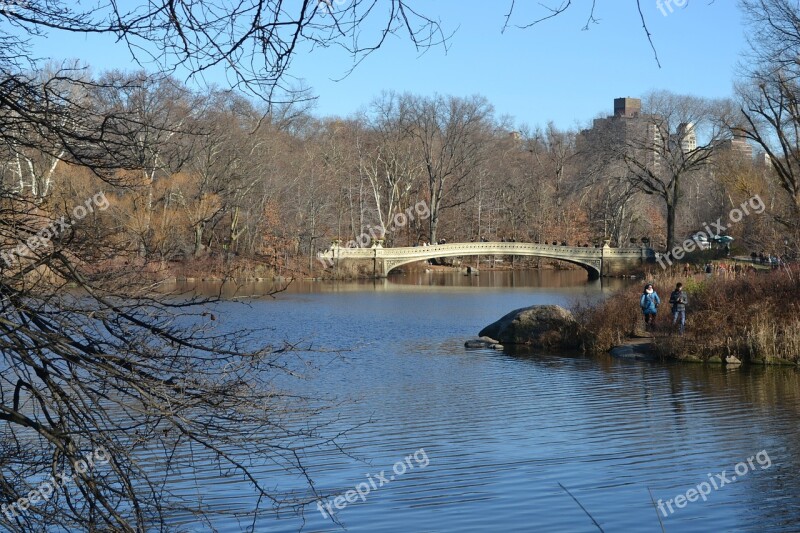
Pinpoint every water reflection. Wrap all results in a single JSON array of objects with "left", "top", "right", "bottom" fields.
[{"left": 168, "top": 269, "right": 633, "bottom": 298}]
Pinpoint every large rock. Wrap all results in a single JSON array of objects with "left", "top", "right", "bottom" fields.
[{"left": 479, "top": 305, "right": 580, "bottom": 348}]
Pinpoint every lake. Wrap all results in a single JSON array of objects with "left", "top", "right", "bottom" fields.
[{"left": 163, "top": 271, "right": 800, "bottom": 532}]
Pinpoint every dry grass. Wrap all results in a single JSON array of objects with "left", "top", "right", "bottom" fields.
[
  {"left": 167, "top": 257, "right": 281, "bottom": 280},
  {"left": 576, "top": 265, "right": 800, "bottom": 364}
]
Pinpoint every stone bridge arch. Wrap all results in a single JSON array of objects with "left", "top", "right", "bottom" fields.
[{"left": 380, "top": 250, "right": 602, "bottom": 280}]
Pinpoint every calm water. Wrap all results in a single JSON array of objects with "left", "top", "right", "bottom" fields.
[{"left": 163, "top": 271, "right": 800, "bottom": 532}]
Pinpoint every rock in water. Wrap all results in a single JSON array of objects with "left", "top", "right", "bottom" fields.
[
  {"left": 479, "top": 305, "right": 580, "bottom": 348},
  {"left": 464, "top": 336, "right": 502, "bottom": 349}
]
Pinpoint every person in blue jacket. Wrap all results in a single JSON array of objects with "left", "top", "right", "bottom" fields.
[{"left": 640, "top": 283, "right": 661, "bottom": 331}]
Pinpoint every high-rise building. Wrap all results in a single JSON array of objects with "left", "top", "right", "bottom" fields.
[
  {"left": 577, "top": 97, "right": 664, "bottom": 169},
  {"left": 614, "top": 97, "right": 642, "bottom": 118},
  {"left": 755, "top": 150, "right": 772, "bottom": 168},
  {"left": 717, "top": 131, "right": 754, "bottom": 161},
  {"left": 675, "top": 122, "right": 697, "bottom": 153}
]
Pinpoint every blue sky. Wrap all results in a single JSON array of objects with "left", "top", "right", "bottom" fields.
[{"left": 29, "top": 1, "right": 745, "bottom": 130}]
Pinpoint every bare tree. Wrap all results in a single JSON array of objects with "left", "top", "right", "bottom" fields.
[
  {"left": 738, "top": 0, "right": 800, "bottom": 227},
  {"left": 92, "top": 72, "right": 196, "bottom": 257},
  {"left": 1, "top": 1, "right": 446, "bottom": 103},
  {"left": 582, "top": 91, "right": 732, "bottom": 250},
  {"left": 529, "top": 123, "right": 576, "bottom": 233},
  {"left": 0, "top": 65, "right": 90, "bottom": 200},
  {"left": 361, "top": 93, "right": 425, "bottom": 241},
  {"left": 402, "top": 94, "right": 494, "bottom": 243},
  {"left": 0, "top": 80, "right": 341, "bottom": 531}
]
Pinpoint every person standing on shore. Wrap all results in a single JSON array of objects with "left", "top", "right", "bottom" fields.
[
  {"left": 640, "top": 283, "right": 661, "bottom": 331},
  {"left": 669, "top": 282, "right": 688, "bottom": 335}
]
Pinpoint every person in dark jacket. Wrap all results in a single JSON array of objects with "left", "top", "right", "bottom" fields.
[
  {"left": 669, "top": 282, "right": 688, "bottom": 335},
  {"left": 640, "top": 283, "right": 661, "bottom": 331}
]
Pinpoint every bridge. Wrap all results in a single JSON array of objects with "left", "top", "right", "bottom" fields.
[{"left": 318, "top": 241, "right": 655, "bottom": 279}]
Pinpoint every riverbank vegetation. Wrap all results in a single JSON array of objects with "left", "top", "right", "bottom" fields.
[{"left": 577, "top": 266, "right": 800, "bottom": 364}]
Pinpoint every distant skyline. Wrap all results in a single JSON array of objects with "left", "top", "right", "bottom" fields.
[{"left": 29, "top": 2, "right": 745, "bottom": 130}]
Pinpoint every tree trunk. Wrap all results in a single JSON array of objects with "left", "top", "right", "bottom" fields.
[
  {"left": 193, "top": 222, "right": 205, "bottom": 257},
  {"left": 666, "top": 201, "right": 677, "bottom": 252},
  {"left": 429, "top": 211, "right": 438, "bottom": 244}
]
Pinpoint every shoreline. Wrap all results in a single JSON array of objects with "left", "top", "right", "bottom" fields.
[
  {"left": 576, "top": 265, "right": 800, "bottom": 367},
  {"left": 606, "top": 336, "right": 799, "bottom": 366}
]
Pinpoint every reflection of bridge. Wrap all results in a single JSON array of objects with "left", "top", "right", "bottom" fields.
[{"left": 319, "top": 241, "right": 655, "bottom": 279}]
